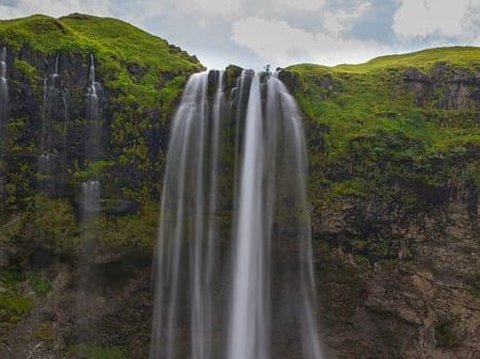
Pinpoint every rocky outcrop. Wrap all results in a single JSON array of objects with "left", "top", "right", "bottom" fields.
[
  {"left": 403, "top": 63, "right": 480, "bottom": 110},
  {"left": 314, "top": 179, "right": 480, "bottom": 358}
]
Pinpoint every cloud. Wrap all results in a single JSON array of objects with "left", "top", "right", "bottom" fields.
[
  {"left": 274, "top": 0, "right": 325, "bottom": 12},
  {"left": 0, "top": 0, "right": 160, "bottom": 26},
  {"left": 232, "top": 17, "right": 314, "bottom": 65},
  {"left": 323, "top": 2, "right": 373, "bottom": 38},
  {"left": 393, "top": 0, "right": 480, "bottom": 40},
  {"left": 231, "top": 16, "right": 387, "bottom": 67},
  {"left": 0, "top": 0, "right": 114, "bottom": 18},
  {"left": 190, "top": 0, "right": 244, "bottom": 16}
]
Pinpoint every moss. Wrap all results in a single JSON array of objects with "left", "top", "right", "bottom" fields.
[
  {"left": 28, "top": 273, "right": 53, "bottom": 296},
  {"left": 468, "top": 275, "right": 480, "bottom": 298},
  {"left": 69, "top": 345, "right": 128, "bottom": 359},
  {"left": 34, "top": 321, "right": 55, "bottom": 341},
  {"left": 33, "top": 196, "right": 81, "bottom": 254},
  {"left": 0, "top": 292, "right": 32, "bottom": 325},
  {"left": 73, "top": 160, "right": 115, "bottom": 182},
  {"left": 14, "top": 58, "right": 39, "bottom": 79},
  {"left": 284, "top": 48, "right": 480, "bottom": 264},
  {"left": 435, "top": 319, "right": 458, "bottom": 348},
  {"left": 95, "top": 202, "right": 160, "bottom": 254}
]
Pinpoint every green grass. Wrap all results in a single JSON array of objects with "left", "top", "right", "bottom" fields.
[
  {"left": 284, "top": 47, "right": 480, "bottom": 262},
  {"left": 295, "top": 46, "right": 480, "bottom": 74},
  {"left": 0, "top": 271, "right": 33, "bottom": 326},
  {"left": 70, "top": 345, "right": 128, "bottom": 359},
  {"left": 285, "top": 46, "right": 480, "bottom": 163},
  {"left": 28, "top": 273, "right": 53, "bottom": 296},
  {"left": 0, "top": 13, "right": 203, "bottom": 109}
]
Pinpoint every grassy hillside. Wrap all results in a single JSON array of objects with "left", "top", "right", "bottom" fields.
[
  {"left": 0, "top": 13, "right": 203, "bottom": 108},
  {"left": 286, "top": 47, "right": 480, "bottom": 154},
  {"left": 0, "top": 14, "right": 204, "bottom": 258},
  {"left": 283, "top": 46, "right": 480, "bottom": 257}
]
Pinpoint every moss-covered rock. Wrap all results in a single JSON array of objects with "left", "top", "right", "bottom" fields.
[{"left": 282, "top": 47, "right": 480, "bottom": 358}]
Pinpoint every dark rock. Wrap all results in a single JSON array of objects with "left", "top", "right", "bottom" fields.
[
  {"left": 278, "top": 70, "right": 300, "bottom": 92},
  {"left": 404, "top": 68, "right": 432, "bottom": 84},
  {"left": 127, "top": 63, "right": 144, "bottom": 77},
  {"left": 103, "top": 199, "right": 141, "bottom": 216},
  {"left": 29, "top": 247, "right": 54, "bottom": 270},
  {"left": 0, "top": 247, "right": 13, "bottom": 268}
]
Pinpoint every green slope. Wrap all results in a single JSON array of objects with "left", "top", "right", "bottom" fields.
[
  {"left": 284, "top": 47, "right": 480, "bottom": 256},
  {"left": 0, "top": 13, "right": 203, "bottom": 108}
]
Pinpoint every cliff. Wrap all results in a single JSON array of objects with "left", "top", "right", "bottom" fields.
[
  {"left": 0, "top": 13, "right": 479, "bottom": 358},
  {"left": 0, "top": 13, "right": 202, "bottom": 358},
  {"left": 282, "top": 46, "right": 480, "bottom": 358}
]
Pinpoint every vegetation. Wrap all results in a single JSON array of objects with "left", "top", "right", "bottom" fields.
[
  {"left": 284, "top": 47, "right": 480, "bottom": 262},
  {"left": 69, "top": 345, "right": 128, "bottom": 359},
  {"left": 0, "top": 270, "right": 33, "bottom": 326}
]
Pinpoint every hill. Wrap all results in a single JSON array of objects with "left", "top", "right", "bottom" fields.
[{"left": 281, "top": 47, "right": 480, "bottom": 357}]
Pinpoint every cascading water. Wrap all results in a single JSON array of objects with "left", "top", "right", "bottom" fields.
[
  {"left": 81, "top": 53, "right": 102, "bottom": 230},
  {"left": 39, "top": 53, "right": 69, "bottom": 195},
  {"left": 81, "top": 53, "right": 103, "bottom": 264},
  {"left": 86, "top": 53, "right": 102, "bottom": 159},
  {"left": 151, "top": 70, "right": 324, "bottom": 359},
  {"left": 228, "top": 72, "right": 267, "bottom": 359},
  {"left": 75, "top": 53, "right": 103, "bottom": 343},
  {"left": 0, "top": 46, "right": 8, "bottom": 197},
  {"left": 0, "top": 46, "right": 8, "bottom": 147}
]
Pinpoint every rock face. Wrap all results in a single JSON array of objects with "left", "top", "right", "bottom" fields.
[
  {"left": 1, "top": 18, "right": 480, "bottom": 359},
  {"left": 282, "top": 48, "right": 480, "bottom": 358},
  {"left": 314, "top": 184, "right": 480, "bottom": 358},
  {"left": 0, "top": 14, "right": 202, "bottom": 358},
  {"left": 404, "top": 63, "right": 480, "bottom": 110}
]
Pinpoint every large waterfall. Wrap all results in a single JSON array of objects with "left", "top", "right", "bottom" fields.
[{"left": 151, "top": 70, "right": 324, "bottom": 359}]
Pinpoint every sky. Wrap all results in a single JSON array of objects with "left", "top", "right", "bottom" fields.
[{"left": 1, "top": 0, "right": 480, "bottom": 69}]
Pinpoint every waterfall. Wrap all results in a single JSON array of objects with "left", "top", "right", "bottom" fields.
[
  {"left": 151, "top": 69, "right": 324, "bottom": 359},
  {"left": 81, "top": 53, "right": 103, "bottom": 250},
  {"left": 228, "top": 73, "right": 267, "bottom": 359},
  {"left": 38, "top": 53, "right": 69, "bottom": 195},
  {"left": 86, "top": 53, "right": 102, "bottom": 160},
  {"left": 82, "top": 53, "right": 102, "bottom": 223},
  {"left": 0, "top": 46, "right": 8, "bottom": 196},
  {"left": 0, "top": 46, "right": 8, "bottom": 146},
  {"left": 75, "top": 54, "right": 103, "bottom": 344}
]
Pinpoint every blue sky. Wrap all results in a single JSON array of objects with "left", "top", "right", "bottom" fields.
[{"left": 1, "top": 0, "right": 480, "bottom": 69}]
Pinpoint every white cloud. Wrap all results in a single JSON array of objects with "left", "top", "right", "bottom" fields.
[
  {"left": 393, "top": 0, "right": 480, "bottom": 40},
  {"left": 232, "top": 17, "right": 315, "bottom": 65},
  {"left": 232, "top": 16, "right": 387, "bottom": 67},
  {"left": 191, "top": 0, "right": 244, "bottom": 16},
  {"left": 274, "top": 0, "right": 325, "bottom": 12},
  {"left": 323, "top": 2, "right": 372, "bottom": 38},
  {"left": 0, "top": 0, "right": 160, "bottom": 26},
  {"left": 0, "top": 0, "right": 114, "bottom": 19}
]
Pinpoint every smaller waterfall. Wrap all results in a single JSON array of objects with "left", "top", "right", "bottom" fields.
[
  {"left": 82, "top": 53, "right": 102, "bottom": 213},
  {"left": 81, "top": 54, "right": 103, "bottom": 248},
  {"left": 39, "top": 53, "right": 69, "bottom": 195},
  {"left": 0, "top": 46, "right": 8, "bottom": 131},
  {"left": 0, "top": 46, "right": 8, "bottom": 197},
  {"left": 81, "top": 180, "right": 101, "bottom": 229},
  {"left": 79, "top": 53, "right": 103, "bottom": 265},
  {"left": 86, "top": 54, "right": 102, "bottom": 160},
  {"left": 75, "top": 180, "right": 101, "bottom": 340},
  {"left": 75, "top": 54, "right": 103, "bottom": 345}
]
